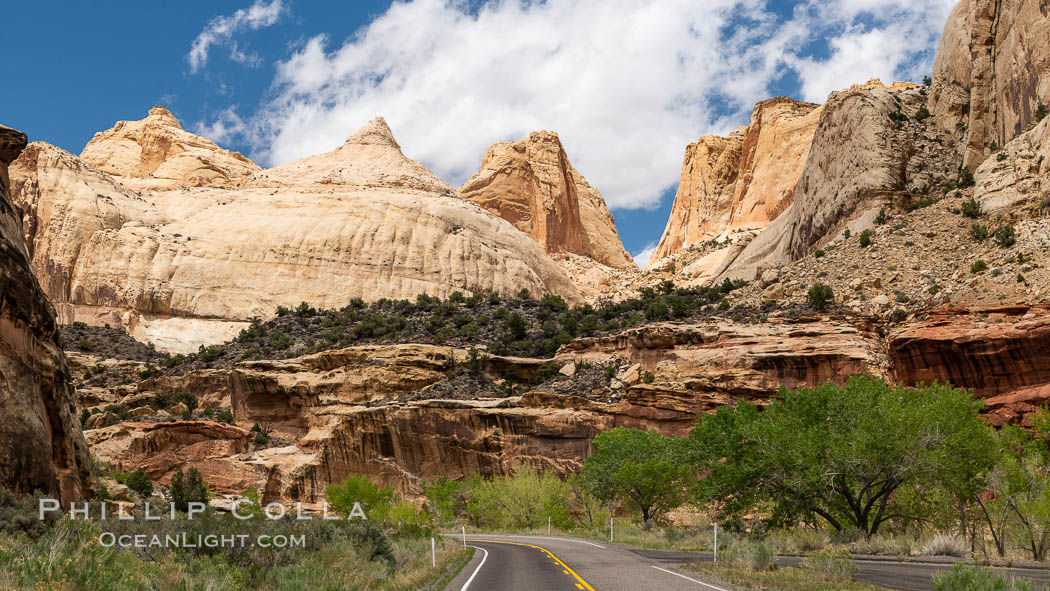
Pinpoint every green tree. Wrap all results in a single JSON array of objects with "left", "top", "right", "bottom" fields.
[
  {"left": 686, "top": 377, "right": 996, "bottom": 536},
  {"left": 166, "top": 466, "right": 209, "bottom": 512},
  {"left": 580, "top": 428, "right": 690, "bottom": 528},
  {"left": 466, "top": 465, "right": 574, "bottom": 530},
  {"left": 327, "top": 474, "right": 396, "bottom": 523},
  {"left": 422, "top": 474, "right": 466, "bottom": 525}
]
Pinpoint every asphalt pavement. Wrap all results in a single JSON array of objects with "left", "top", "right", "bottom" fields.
[{"left": 444, "top": 534, "right": 1050, "bottom": 591}]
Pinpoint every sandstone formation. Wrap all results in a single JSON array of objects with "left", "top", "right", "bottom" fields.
[
  {"left": 81, "top": 316, "right": 885, "bottom": 500},
  {"left": 719, "top": 81, "right": 957, "bottom": 281},
  {"left": 648, "top": 97, "right": 821, "bottom": 265},
  {"left": 11, "top": 111, "right": 582, "bottom": 351},
  {"left": 890, "top": 305, "right": 1050, "bottom": 399},
  {"left": 0, "top": 124, "right": 92, "bottom": 504},
  {"left": 80, "top": 106, "right": 259, "bottom": 190},
  {"left": 930, "top": 0, "right": 1050, "bottom": 169},
  {"left": 459, "top": 131, "right": 634, "bottom": 268},
  {"left": 974, "top": 117, "right": 1049, "bottom": 212}
]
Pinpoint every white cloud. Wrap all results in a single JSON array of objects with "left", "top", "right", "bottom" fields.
[
  {"left": 632, "top": 241, "right": 659, "bottom": 269},
  {"left": 201, "top": 0, "right": 956, "bottom": 210},
  {"left": 188, "top": 0, "right": 285, "bottom": 74}
]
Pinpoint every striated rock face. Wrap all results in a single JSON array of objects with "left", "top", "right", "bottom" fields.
[
  {"left": 0, "top": 124, "right": 92, "bottom": 504},
  {"left": 11, "top": 112, "right": 581, "bottom": 351},
  {"left": 974, "top": 117, "right": 1050, "bottom": 212},
  {"left": 80, "top": 106, "right": 260, "bottom": 190},
  {"left": 78, "top": 305, "right": 1050, "bottom": 499},
  {"left": 930, "top": 0, "right": 1050, "bottom": 169},
  {"left": 83, "top": 317, "right": 886, "bottom": 500},
  {"left": 649, "top": 98, "right": 821, "bottom": 265},
  {"left": 86, "top": 421, "right": 254, "bottom": 490},
  {"left": 459, "top": 131, "right": 634, "bottom": 268},
  {"left": 890, "top": 305, "right": 1050, "bottom": 398},
  {"left": 721, "top": 81, "right": 955, "bottom": 280}
]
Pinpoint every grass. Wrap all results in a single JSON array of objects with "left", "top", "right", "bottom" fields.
[
  {"left": 0, "top": 519, "right": 470, "bottom": 591},
  {"left": 686, "top": 561, "right": 884, "bottom": 591}
]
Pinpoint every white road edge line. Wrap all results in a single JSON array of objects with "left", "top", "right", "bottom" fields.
[
  {"left": 651, "top": 565, "right": 730, "bottom": 591},
  {"left": 465, "top": 534, "right": 606, "bottom": 548},
  {"left": 460, "top": 545, "right": 489, "bottom": 591}
]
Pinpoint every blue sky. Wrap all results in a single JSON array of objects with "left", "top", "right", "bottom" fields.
[{"left": 0, "top": 0, "right": 955, "bottom": 265}]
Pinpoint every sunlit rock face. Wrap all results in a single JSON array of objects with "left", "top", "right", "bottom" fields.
[{"left": 11, "top": 111, "right": 581, "bottom": 352}]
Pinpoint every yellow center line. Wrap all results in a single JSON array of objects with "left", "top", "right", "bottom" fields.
[{"left": 466, "top": 539, "right": 597, "bottom": 591}]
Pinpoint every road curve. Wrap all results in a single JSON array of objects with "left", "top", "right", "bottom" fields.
[
  {"left": 443, "top": 534, "right": 722, "bottom": 591},
  {"left": 445, "top": 534, "right": 1050, "bottom": 591}
]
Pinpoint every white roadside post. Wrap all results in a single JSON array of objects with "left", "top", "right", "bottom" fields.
[
  {"left": 548, "top": 516, "right": 551, "bottom": 536},
  {"left": 431, "top": 537, "right": 436, "bottom": 567},
  {"left": 713, "top": 522, "right": 718, "bottom": 563},
  {"left": 610, "top": 516, "right": 614, "bottom": 542},
  {"left": 462, "top": 525, "right": 466, "bottom": 547}
]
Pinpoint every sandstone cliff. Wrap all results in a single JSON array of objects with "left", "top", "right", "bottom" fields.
[
  {"left": 11, "top": 112, "right": 582, "bottom": 351},
  {"left": 82, "top": 316, "right": 886, "bottom": 500},
  {"left": 929, "top": 0, "right": 1050, "bottom": 169},
  {"left": 718, "top": 81, "right": 958, "bottom": 281},
  {"left": 648, "top": 97, "right": 821, "bottom": 265},
  {"left": 459, "top": 131, "right": 634, "bottom": 268},
  {"left": 0, "top": 124, "right": 91, "bottom": 504}
]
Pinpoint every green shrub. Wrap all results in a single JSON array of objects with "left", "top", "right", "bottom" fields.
[
  {"left": 740, "top": 540, "right": 778, "bottom": 571},
  {"left": 962, "top": 197, "right": 982, "bottom": 218},
  {"left": 295, "top": 301, "right": 315, "bottom": 317},
  {"left": 517, "top": 288, "right": 531, "bottom": 300},
  {"left": 933, "top": 562, "right": 1033, "bottom": 591},
  {"left": 0, "top": 489, "right": 61, "bottom": 539},
  {"left": 642, "top": 371, "right": 655, "bottom": 384},
  {"left": 843, "top": 228, "right": 851, "bottom": 239},
  {"left": 814, "top": 249, "right": 825, "bottom": 258},
  {"left": 215, "top": 409, "right": 234, "bottom": 424},
  {"left": 327, "top": 474, "right": 396, "bottom": 524},
  {"left": 77, "top": 339, "right": 92, "bottom": 351},
  {"left": 997, "top": 152, "right": 1008, "bottom": 162},
  {"left": 801, "top": 548, "right": 857, "bottom": 581},
  {"left": 914, "top": 106, "right": 932, "bottom": 122},
  {"left": 807, "top": 283, "right": 834, "bottom": 310},
  {"left": 874, "top": 208, "right": 889, "bottom": 225},
  {"left": 644, "top": 299, "right": 669, "bottom": 321},
  {"left": 1036, "top": 103, "right": 1048, "bottom": 123},
  {"left": 859, "top": 229, "right": 872, "bottom": 247},
  {"left": 994, "top": 225, "right": 1016, "bottom": 248},
  {"left": 970, "top": 222, "right": 989, "bottom": 241},
  {"left": 971, "top": 260, "right": 988, "bottom": 274},
  {"left": 166, "top": 467, "right": 209, "bottom": 512},
  {"left": 125, "top": 469, "right": 154, "bottom": 497},
  {"left": 959, "top": 168, "right": 976, "bottom": 188},
  {"left": 466, "top": 465, "right": 574, "bottom": 531}
]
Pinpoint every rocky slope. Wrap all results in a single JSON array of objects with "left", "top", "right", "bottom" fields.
[
  {"left": 11, "top": 111, "right": 582, "bottom": 352},
  {"left": 0, "top": 124, "right": 92, "bottom": 504},
  {"left": 459, "top": 131, "right": 634, "bottom": 268},
  {"left": 648, "top": 97, "right": 821, "bottom": 266}
]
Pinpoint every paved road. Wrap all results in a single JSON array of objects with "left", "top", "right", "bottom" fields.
[
  {"left": 445, "top": 534, "right": 1050, "bottom": 591},
  {"left": 444, "top": 535, "right": 719, "bottom": 591}
]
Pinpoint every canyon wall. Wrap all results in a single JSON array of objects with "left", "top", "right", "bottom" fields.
[
  {"left": 0, "top": 124, "right": 92, "bottom": 504},
  {"left": 721, "top": 81, "right": 958, "bottom": 280},
  {"left": 648, "top": 97, "right": 821, "bottom": 265},
  {"left": 930, "top": 0, "right": 1050, "bottom": 169},
  {"left": 459, "top": 131, "right": 634, "bottom": 269}
]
